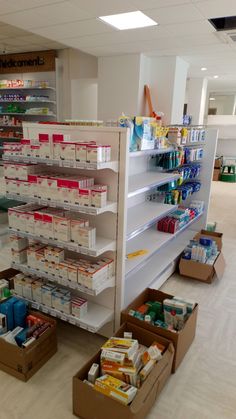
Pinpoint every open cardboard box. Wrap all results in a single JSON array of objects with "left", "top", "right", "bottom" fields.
[
  {"left": 73, "top": 322, "right": 174, "bottom": 419},
  {"left": 121, "top": 289, "right": 198, "bottom": 373},
  {"left": 194, "top": 229, "right": 223, "bottom": 251},
  {"left": 0, "top": 267, "right": 19, "bottom": 290},
  {"left": 213, "top": 168, "right": 221, "bottom": 181},
  {"left": 0, "top": 309, "right": 57, "bottom": 381},
  {"left": 179, "top": 251, "right": 225, "bottom": 284}
]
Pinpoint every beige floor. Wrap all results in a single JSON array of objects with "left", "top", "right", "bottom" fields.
[{"left": 1, "top": 181, "right": 236, "bottom": 419}]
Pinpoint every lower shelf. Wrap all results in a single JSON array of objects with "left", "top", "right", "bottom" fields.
[
  {"left": 126, "top": 211, "right": 203, "bottom": 277},
  {"left": 11, "top": 262, "right": 115, "bottom": 297},
  {"left": 14, "top": 294, "right": 114, "bottom": 333}
]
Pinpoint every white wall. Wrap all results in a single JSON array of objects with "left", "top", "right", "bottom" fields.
[
  {"left": 71, "top": 79, "right": 97, "bottom": 120},
  {"left": 98, "top": 54, "right": 142, "bottom": 120},
  {"left": 57, "top": 48, "right": 98, "bottom": 121}
]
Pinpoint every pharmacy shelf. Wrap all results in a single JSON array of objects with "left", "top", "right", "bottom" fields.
[
  {"left": 11, "top": 262, "right": 115, "bottom": 296},
  {"left": 127, "top": 202, "right": 177, "bottom": 240},
  {"left": 125, "top": 211, "right": 203, "bottom": 277},
  {"left": 13, "top": 294, "right": 113, "bottom": 333},
  {"left": 0, "top": 87, "right": 55, "bottom": 91},
  {"left": 0, "top": 125, "right": 22, "bottom": 129},
  {"left": 129, "top": 147, "right": 174, "bottom": 157},
  {"left": 9, "top": 228, "right": 116, "bottom": 257},
  {"left": 5, "top": 193, "right": 117, "bottom": 215},
  {"left": 180, "top": 142, "right": 206, "bottom": 147},
  {"left": 0, "top": 113, "right": 56, "bottom": 117},
  {"left": 2, "top": 155, "right": 119, "bottom": 172},
  {"left": 128, "top": 171, "right": 180, "bottom": 198},
  {"left": 0, "top": 100, "right": 56, "bottom": 104}
]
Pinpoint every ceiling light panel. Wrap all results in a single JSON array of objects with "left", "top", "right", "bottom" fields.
[{"left": 99, "top": 11, "right": 158, "bottom": 30}]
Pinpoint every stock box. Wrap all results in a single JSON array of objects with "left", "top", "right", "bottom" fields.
[
  {"left": 121, "top": 289, "right": 198, "bottom": 372},
  {"left": 0, "top": 309, "right": 57, "bottom": 381},
  {"left": 73, "top": 322, "right": 174, "bottom": 419}
]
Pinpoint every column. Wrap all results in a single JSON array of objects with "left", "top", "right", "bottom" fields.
[{"left": 187, "top": 78, "right": 208, "bottom": 125}]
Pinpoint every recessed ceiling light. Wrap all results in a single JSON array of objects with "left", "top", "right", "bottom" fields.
[
  {"left": 201, "top": 67, "right": 207, "bottom": 71},
  {"left": 209, "top": 97, "right": 216, "bottom": 101},
  {"left": 213, "top": 75, "right": 219, "bottom": 79},
  {"left": 99, "top": 11, "right": 158, "bottom": 31}
]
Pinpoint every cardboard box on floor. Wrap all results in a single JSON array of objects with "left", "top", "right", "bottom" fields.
[
  {"left": 213, "top": 168, "right": 221, "bottom": 181},
  {"left": 179, "top": 229, "right": 225, "bottom": 284},
  {"left": 194, "top": 229, "right": 223, "bottom": 251},
  {"left": 179, "top": 252, "right": 225, "bottom": 284},
  {"left": 214, "top": 157, "right": 222, "bottom": 169},
  {"left": 73, "top": 322, "right": 174, "bottom": 419},
  {"left": 0, "top": 309, "right": 57, "bottom": 381},
  {"left": 121, "top": 290, "right": 197, "bottom": 373}
]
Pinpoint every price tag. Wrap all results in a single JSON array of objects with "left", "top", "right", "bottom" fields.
[
  {"left": 63, "top": 204, "right": 70, "bottom": 210},
  {"left": 50, "top": 310, "right": 57, "bottom": 317},
  {"left": 70, "top": 282, "right": 77, "bottom": 289},
  {"left": 51, "top": 202, "right": 57, "bottom": 207},
  {"left": 80, "top": 323, "right": 87, "bottom": 330},
  {"left": 88, "top": 327, "right": 96, "bottom": 333},
  {"left": 32, "top": 302, "right": 39, "bottom": 310},
  {"left": 61, "top": 279, "right": 67, "bottom": 286},
  {"left": 69, "top": 318, "right": 76, "bottom": 325},
  {"left": 61, "top": 314, "right": 67, "bottom": 321},
  {"left": 42, "top": 307, "right": 49, "bottom": 313}
]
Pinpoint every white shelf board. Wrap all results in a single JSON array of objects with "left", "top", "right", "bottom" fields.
[
  {"left": 3, "top": 155, "right": 119, "bottom": 172},
  {"left": 6, "top": 193, "right": 117, "bottom": 215},
  {"left": 0, "top": 113, "right": 56, "bottom": 117},
  {"left": 129, "top": 147, "right": 174, "bottom": 157},
  {"left": 9, "top": 228, "right": 116, "bottom": 257},
  {"left": 128, "top": 171, "right": 180, "bottom": 198},
  {"left": 0, "top": 87, "right": 55, "bottom": 91},
  {"left": 13, "top": 294, "right": 113, "bottom": 333},
  {"left": 125, "top": 211, "right": 203, "bottom": 277},
  {"left": 127, "top": 202, "right": 177, "bottom": 240},
  {"left": 0, "top": 125, "right": 22, "bottom": 129},
  {"left": 11, "top": 262, "right": 115, "bottom": 296},
  {"left": 0, "top": 100, "right": 56, "bottom": 104}
]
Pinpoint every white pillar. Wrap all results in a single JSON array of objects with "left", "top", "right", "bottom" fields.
[
  {"left": 187, "top": 78, "right": 208, "bottom": 125},
  {"left": 148, "top": 56, "right": 189, "bottom": 125},
  {"left": 98, "top": 55, "right": 143, "bottom": 120}
]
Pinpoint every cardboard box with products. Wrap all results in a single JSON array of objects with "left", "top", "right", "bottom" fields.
[
  {"left": 73, "top": 322, "right": 174, "bottom": 419},
  {"left": 0, "top": 309, "right": 57, "bottom": 381},
  {"left": 179, "top": 230, "right": 225, "bottom": 284},
  {"left": 121, "top": 289, "right": 198, "bottom": 372}
]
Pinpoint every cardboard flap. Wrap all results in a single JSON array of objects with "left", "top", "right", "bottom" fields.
[
  {"left": 213, "top": 252, "right": 226, "bottom": 280},
  {"left": 130, "top": 347, "right": 173, "bottom": 414}
]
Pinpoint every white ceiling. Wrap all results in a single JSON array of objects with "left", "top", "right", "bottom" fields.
[{"left": 0, "top": 0, "right": 236, "bottom": 81}]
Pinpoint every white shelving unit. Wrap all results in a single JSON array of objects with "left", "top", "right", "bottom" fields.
[
  {"left": 5, "top": 122, "right": 218, "bottom": 335},
  {"left": 6, "top": 122, "right": 128, "bottom": 337}
]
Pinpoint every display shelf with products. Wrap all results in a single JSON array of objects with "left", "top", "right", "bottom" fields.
[
  {"left": 12, "top": 294, "right": 113, "bottom": 333},
  {"left": 11, "top": 262, "right": 115, "bottom": 297},
  {"left": 4, "top": 122, "right": 218, "bottom": 335},
  {"left": 9, "top": 229, "right": 116, "bottom": 257},
  {"left": 5, "top": 194, "right": 117, "bottom": 215}
]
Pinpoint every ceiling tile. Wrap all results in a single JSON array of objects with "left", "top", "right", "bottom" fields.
[
  {"left": 0, "top": 23, "right": 30, "bottom": 37},
  {"left": 0, "top": 0, "right": 64, "bottom": 15},
  {"left": 194, "top": 0, "right": 236, "bottom": 19},
  {"left": 33, "top": 18, "right": 114, "bottom": 40},
  {"left": 0, "top": 1, "right": 91, "bottom": 28},
  {"left": 145, "top": 4, "right": 204, "bottom": 24},
  {"left": 68, "top": 0, "right": 136, "bottom": 16},
  {"left": 133, "top": 0, "right": 190, "bottom": 10},
  {"left": 163, "top": 20, "right": 215, "bottom": 36}
]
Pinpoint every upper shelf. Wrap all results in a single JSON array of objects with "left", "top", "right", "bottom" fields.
[
  {"left": 128, "top": 171, "right": 180, "bottom": 198},
  {"left": 129, "top": 147, "right": 174, "bottom": 157},
  {"left": 3, "top": 155, "right": 119, "bottom": 172},
  {"left": 127, "top": 201, "right": 177, "bottom": 240}
]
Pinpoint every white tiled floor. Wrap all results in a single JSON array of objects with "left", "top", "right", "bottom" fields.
[{"left": 1, "top": 181, "right": 236, "bottom": 419}]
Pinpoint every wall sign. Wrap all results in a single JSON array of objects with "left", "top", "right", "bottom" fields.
[{"left": 0, "top": 50, "right": 56, "bottom": 74}]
